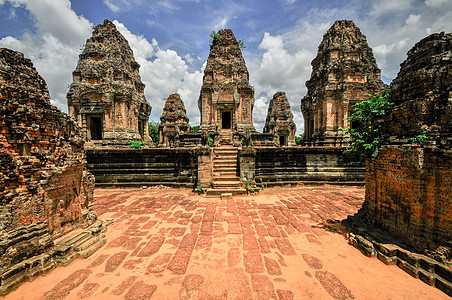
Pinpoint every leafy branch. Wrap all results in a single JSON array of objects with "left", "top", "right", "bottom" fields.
[
  {"left": 341, "top": 89, "right": 393, "bottom": 158},
  {"left": 209, "top": 30, "right": 220, "bottom": 47}
]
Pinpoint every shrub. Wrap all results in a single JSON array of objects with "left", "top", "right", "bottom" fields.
[
  {"left": 129, "top": 140, "right": 145, "bottom": 149},
  {"left": 341, "top": 89, "right": 393, "bottom": 158},
  {"left": 191, "top": 125, "right": 200, "bottom": 133},
  {"left": 148, "top": 121, "right": 159, "bottom": 147}
]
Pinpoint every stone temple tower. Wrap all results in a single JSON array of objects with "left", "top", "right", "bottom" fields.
[
  {"left": 301, "top": 20, "right": 386, "bottom": 146},
  {"left": 264, "top": 91, "right": 297, "bottom": 146},
  {"left": 198, "top": 29, "right": 255, "bottom": 145},
  {"left": 159, "top": 93, "right": 190, "bottom": 147},
  {"left": 67, "top": 19, "right": 152, "bottom": 147}
]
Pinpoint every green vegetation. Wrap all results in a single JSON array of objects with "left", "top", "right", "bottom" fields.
[
  {"left": 191, "top": 125, "right": 200, "bottom": 133},
  {"left": 196, "top": 186, "right": 204, "bottom": 194},
  {"left": 148, "top": 121, "right": 159, "bottom": 147},
  {"left": 245, "top": 181, "right": 255, "bottom": 194},
  {"left": 295, "top": 134, "right": 303, "bottom": 145},
  {"left": 409, "top": 134, "right": 430, "bottom": 145},
  {"left": 209, "top": 30, "right": 220, "bottom": 47},
  {"left": 341, "top": 89, "right": 393, "bottom": 158},
  {"left": 129, "top": 140, "right": 145, "bottom": 149},
  {"left": 238, "top": 39, "right": 246, "bottom": 51},
  {"left": 209, "top": 30, "right": 246, "bottom": 51},
  {"left": 208, "top": 136, "right": 214, "bottom": 147}
]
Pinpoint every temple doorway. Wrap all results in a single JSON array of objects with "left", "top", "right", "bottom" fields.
[
  {"left": 221, "top": 110, "right": 232, "bottom": 130},
  {"left": 88, "top": 115, "right": 103, "bottom": 140},
  {"left": 279, "top": 135, "right": 287, "bottom": 146}
]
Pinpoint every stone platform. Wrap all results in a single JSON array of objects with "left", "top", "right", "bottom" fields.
[{"left": 4, "top": 186, "right": 448, "bottom": 299}]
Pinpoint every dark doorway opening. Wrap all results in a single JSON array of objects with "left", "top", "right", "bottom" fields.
[
  {"left": 279, "top": 135, "right": 287, "bottom": 146},
  {"left": 222, "top": 111, "right": 231, "bottom": 129},
  {"left": 88, "top": 116, "right": 102, "bottom": 140},
  {"left": 138, "top": 120, "right": 145, "bottom": 140}
]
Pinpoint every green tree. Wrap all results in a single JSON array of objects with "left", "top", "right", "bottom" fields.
[
  {"left": 238, "top": 39, "right": 246, "bottom": 51},
  {"left": 294, "top": 134, "right": 303, "bottom": 145},
  {"left": 148, "top": 121, "right": 159, "bottom": 147},
  {"left": 191, "top": 125, "right": 200, "bottom": 133},
  {"left": 341, "top": 89, "right": 393, "bottom": 158},
  {"left": 209, "top": 30, "right": 220, "bottom": 47},
  {"left": 129, "top": 140, "right": 145, "bottom": 149}
]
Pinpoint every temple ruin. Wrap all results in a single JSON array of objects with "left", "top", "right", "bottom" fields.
[
  {"left": 0, "top": 48, "right": 108, "bottom": 295},
  {"left": 67, "top": 19, "right": 152, "bottom": 148},
  {"left": 263, "top": 91, "right": 296, "bottom": 146},
  {"left": 159, "top": 93, "right": 190, "bottom": 147},
  {"left": 355, "top": 32, "right": 452, "bottom": 254},
  {"left": 198, "top": 29, "right": 256, "bottom": 146},
  {"left": 1, "top": 18, "right": 451, "bottom": 296},
  {"left": 301, "top": 20, "right": 386, "bottom": 146}
]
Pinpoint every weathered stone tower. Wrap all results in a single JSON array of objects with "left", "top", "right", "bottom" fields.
[
  {"left": 67, "top": 19, "right": 152, "bottom": 147},
  {"left": 198, "top": 29, "right": 255, "bottom": 145},
  {"left": 301, "top": 20, "right": 385, "bottom": 146},
  {"left": 0, "top": 48, "right": 105, "bottom": 292},
  {"left": 159, "top": 93, "right": 190, "bottom": 147},
  {"left": 364, "top": 32, "right": 452, "bottom": 253},
  {"left": 263, "top": 91, "right": 296, "bottom": 146}
]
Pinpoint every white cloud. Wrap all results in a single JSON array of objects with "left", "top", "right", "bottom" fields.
[
  {"left": 370, "top": 0, "right": 415, "bottom": 17},
  {"left": 104, "top": 0, "right": 120, "bottom": 12},
  {"left": 103, "top": 0, "right": 191, "bottom": 14},
  {"left": 246, "top": 1, "right": 452, "bottom": 135},
  {"left": 425, "top": 0, "right": 449, "bottom": 8},
  {"left": 405, "top": 13, "right": 421, "bottom": 25},
  {"left": 113, "top": 21, "right": 203, "bottom": 125},
  {"left": 0, "top": 1, "right": 204, "bottom": 126},
  {"left": 0, "top": 0, "right": 92, "bottom": 110},
  {"left": 248, "top": 31, "right": 316, "bottom": 134}
]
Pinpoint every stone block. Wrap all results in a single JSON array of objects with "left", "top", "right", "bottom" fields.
[
  {"left": 435, "top": 276, "right": 452, "bottom": 297},
  {"left": 377, "top": 252, "right": 397, "bottom": 265},
  {"left": 418, "top": 269, "right": 435, "bottom": 286}
]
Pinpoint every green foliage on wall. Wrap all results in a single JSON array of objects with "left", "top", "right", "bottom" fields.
[
  {"left": 148, "top": 121, "right": 159, "bottom": 147},
  {"left": 341, "top": 89, "right": 393, "bottom": 158},
  {"left": 129, "top": 140, "right": 145, "bottom": 149},
  {"left": 191, "top": 125, "right": 200, "bottom": 133}
]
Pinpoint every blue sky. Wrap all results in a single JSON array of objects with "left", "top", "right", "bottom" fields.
[{"left": 1, "top": 0, "right": 451, "bottom": 134}]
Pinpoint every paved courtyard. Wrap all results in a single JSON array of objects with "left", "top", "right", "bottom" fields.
[{"left": 5, "top": 186, "right": 447, "bottom": 299}]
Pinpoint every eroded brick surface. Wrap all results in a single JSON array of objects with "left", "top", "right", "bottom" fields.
[
  {"left": 359, "top": 32, "right": 452, "bottom": 256},
  {"left": 301, "top": 20, "right": 386, "bottom": 146},
  {"left": 6, "top": 187, "right": 449, "bottom": 299},
  {"left": 0, "top": 48, "right": 96, "bottom": 276},
  {"left": 67, "top": 19, "right": 152, "bottom": 147}
]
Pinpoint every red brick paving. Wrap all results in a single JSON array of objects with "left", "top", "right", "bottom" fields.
[{"left": 5, "top": 186, "right": 449, "bottom": 299}]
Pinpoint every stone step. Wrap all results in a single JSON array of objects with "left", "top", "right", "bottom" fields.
[
  {"left": 214, "top": 168, "right": 237, "bottom": 174},
  {"left": 213, "top": 162, "right": 237, "bottom": 168},
  {"left": 213, "top": 181, "right": 242, "bottom": 188},
  {"left": 213, "top": 176, "right": 240, "bottom": 181},
  {"left": 214, "top": 153, "right": 237, "bottom": 158},
  {"left": 213, "top": 158, "right": 237, "bottom": 162},
  {"left": 213, "top": 171, "right": 238, "bottom": 176},
  {"left": 214, "top": 148, "right": 237, "bottom": 153},
  {"left": 205, "top": 188, "right": 247, "bottom": 196}
]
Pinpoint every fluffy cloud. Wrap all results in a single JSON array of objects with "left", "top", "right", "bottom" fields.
[
  {"left": 249, "top": 32, "right": 313, "bottom": 134},
  {"left": 0, "top": 0, "right": 92, "bottom": 110},
  {"left": 113, "top": 21, "right": 203, "bottom": 125},
  {"left": 246, "top": 0, "right": 452, "bottom": 134},
  {"left": 0, "top": 1, "right": 203, "bottom": 126},
  {"left": 1, "top": 0, "right": 451, "bottom": 137}
]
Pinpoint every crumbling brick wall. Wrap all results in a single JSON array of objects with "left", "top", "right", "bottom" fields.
[
  {"left": 0, "top": 48, "right": 96, "bottom": 271},
  {"left": 364, "top": 32, "right": 451, "bottom": 254}
]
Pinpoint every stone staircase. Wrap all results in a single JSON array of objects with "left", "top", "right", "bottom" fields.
[
  {"left": 218, "top": 129, "right": 233, "bottom": 145},
  {"left": 206, "top": 146, "right": 246, "bottom": 196}
]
